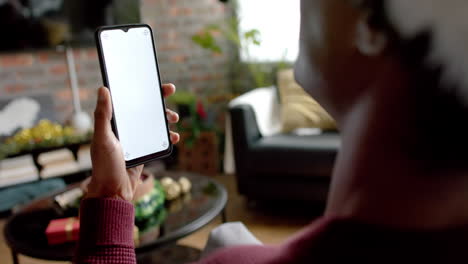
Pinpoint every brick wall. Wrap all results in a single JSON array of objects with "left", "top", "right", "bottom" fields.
[{"left": 0, "top": 0, "right": 233, "bottom": 123}]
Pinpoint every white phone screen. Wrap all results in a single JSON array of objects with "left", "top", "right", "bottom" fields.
[{"left": 100, "top": 27, "right": 169, "bottom": 161}]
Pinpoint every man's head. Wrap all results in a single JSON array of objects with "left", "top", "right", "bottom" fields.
[
  {"left": 295, "top": 0, "right": 468, "bottom": 167},
  {"left": 296, "top": 0, "right": 468, "bottom": 119},
  {"left": 295, "top": 0, "right": 388, "bottom": 120}
]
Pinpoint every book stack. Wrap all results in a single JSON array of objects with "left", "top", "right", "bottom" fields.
[
  {"left": 39, "top": 149, "right": 80, "bottom": 179},
  {"left": 0, "top": 155, "right": 38, "bottom": 188}
]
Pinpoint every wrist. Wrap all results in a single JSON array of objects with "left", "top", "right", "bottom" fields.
[
  {"left": 85, "top": 183, "right": 128, "bottom": 201},
  {"left": 84, "top": 191, "right": 123, "bottom": 201}
]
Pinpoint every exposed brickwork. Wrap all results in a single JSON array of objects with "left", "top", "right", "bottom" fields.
[
  {"left": 0, "top": 54, "right": 34, "bottom": 67},
  {"left": 0, "top": 0, "right": 233, "bottom": 123}
]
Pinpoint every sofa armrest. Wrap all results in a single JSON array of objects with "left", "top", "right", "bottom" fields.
[
  {"left": 224, "top": 87, "right": 281, "bottom": 174},
  {"left": 230, "top": 105, "right": 262, "bottom": 149},
  {"left": 228, "top": 105, "right": 262, "bottom": 174}
]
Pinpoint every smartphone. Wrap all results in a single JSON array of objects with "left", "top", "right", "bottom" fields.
[{"left": 95, "top": 24, "right": 172, "bottom": 168}]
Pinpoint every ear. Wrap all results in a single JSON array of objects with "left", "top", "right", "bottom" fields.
[{"left": 355, "top": 15, "right": 388, "bottom": 56}]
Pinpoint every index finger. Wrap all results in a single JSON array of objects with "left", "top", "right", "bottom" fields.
[{"left": 162, "top": 83, "right": 176, "bottom": 98}]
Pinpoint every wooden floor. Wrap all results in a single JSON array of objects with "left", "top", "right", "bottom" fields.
[{"left": 0, "top": 174, "right": 322, "bottom": 264}]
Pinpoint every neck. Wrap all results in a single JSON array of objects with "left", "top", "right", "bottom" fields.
[{"left": 325, "top": 63, "right": 468, "bottom": 229}]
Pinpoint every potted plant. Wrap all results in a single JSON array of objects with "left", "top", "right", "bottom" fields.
[
  {"left": 168, "top": 92, "right": 220, "bottom": 175},
  {"left": 191, "top": 6, "right": 291, "bottom": 94}
]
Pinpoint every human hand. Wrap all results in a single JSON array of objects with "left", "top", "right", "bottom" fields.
[{"left": 86, "top": 84, "right": 180, "bottom": 201}]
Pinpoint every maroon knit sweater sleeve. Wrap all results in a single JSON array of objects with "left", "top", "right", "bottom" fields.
[{"left": 74, "top": 198, "right": 136, "bottom": 264}]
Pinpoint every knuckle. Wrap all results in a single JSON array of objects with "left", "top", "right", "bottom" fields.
[{"left": 92, "top": 136, "right": 114, "bottom": 149}]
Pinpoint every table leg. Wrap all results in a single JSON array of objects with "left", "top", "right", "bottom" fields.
[
  {"left": 11, "top": 250, "right": 19, "bottom": 264},
  {"left": 221, "top": 208, "right": 227, "bottom": 223}
]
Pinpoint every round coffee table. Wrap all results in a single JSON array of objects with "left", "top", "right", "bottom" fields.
[{"left": 3, "top": 171, "right": 227, "bottom": 264}]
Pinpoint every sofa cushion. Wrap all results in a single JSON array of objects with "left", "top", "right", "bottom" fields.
[{"left": 247, "top": 133, "right": 340, "bottom": 178}]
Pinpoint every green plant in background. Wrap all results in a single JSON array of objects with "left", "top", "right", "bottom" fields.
[
  {"left": 168, "top": 91, "right": 215, "bottom": 147},
  {"left": 192, "top": 4, "right": 291, "bottom": 92}
]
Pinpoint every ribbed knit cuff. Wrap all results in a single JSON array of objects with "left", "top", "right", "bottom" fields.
[{"left": 79, "top": 198, "right": 135, "bottom": 247}]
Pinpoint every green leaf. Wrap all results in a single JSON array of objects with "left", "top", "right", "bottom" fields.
[
  {"left": 205, "top": 24, "right": 221, "bottom": 31},
  {"left": 167, "top": 91, "right": 196, "bottom": 105},
  {"left": 192, "top": 31, "right": 223, "bottom": 53},
  {"left": 244, "top": 29, "right": 261, "bottom": 46}
]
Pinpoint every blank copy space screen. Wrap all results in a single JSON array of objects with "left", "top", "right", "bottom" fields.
[{"left": 100, "top": 27, "right": 169, "bottom": 161}]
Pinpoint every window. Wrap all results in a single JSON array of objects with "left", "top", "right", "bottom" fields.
[{"left": 238, "top": 0, "right": 300, "bottom": 62}]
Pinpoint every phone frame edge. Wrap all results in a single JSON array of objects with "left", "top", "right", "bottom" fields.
[{"left": 94, "top": 24, "right": 173, "bottom": 168}]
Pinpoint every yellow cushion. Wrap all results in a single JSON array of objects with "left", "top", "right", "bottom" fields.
[{"left": 277, "top": 69, "right": 337, "bottom": 132}]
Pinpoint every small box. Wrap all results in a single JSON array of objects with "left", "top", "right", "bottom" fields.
[{"left": 45, "top": 217, "right": 80, "bottom": 245}]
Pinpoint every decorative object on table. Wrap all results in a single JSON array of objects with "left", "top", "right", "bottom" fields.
[
  {"left": 178, "top": 177, "right": 192, "bottom": 193},
  {"left": 133, "top": 172, "right": 166, "bottom": 233},
  {"left": 45, "top": 217, "right": 79, "bottom": 245},
  {"left": 134, "top": 184, "right": 165, "bottom": 222},
  {"left": 48, "top": 171, "right": 168, "bottom": 238},
  {"left": 167, "top": 192, "right": 192, "bottom": 214},
  {"left": 54, "top": 187, "right": 83, "bottom": 211},
  {"left": 137, "top": 209, "right": 167, "bottom": 244},
  {"left": 79, "top": 172, "right": 167, "bottom": 235},
  {"left": 4, "top": 172, "right": 227, "bottom": 262},
  {"left": 168, "top": 92, "right": 221, "bottom": 175},
  {"left": 161, "top": 177, "right": 181, "bottom": 200},
  {"left": 160, "top": 176, "right": 192, "bottom": 201}
]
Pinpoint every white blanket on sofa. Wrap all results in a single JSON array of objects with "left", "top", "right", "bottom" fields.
[{"left": 223, "top": 87, "right": 282, "bottom": 174}]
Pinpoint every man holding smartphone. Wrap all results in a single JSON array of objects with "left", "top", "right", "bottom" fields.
[
  {"left": 85, "top": 85, "right": 179, "bottom": 201},
  {"left": 76, "top": 0, "right": 468, "bottom": 263}
]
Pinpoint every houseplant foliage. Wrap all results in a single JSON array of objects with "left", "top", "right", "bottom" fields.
[
  {"left": 168, "top": 91, "right": 215, "bottom": 148},
  {"left": 168, "top": 92, "right": 222, "bottom": 175},
  {"left": 191, "top": 0, "right": 291, "bottom": 93}
]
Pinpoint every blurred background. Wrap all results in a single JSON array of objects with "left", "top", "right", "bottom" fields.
[
  {"left": 0, "top": 1, "right": 341, "bottom": 263},
  {"left": 0, "top": 0, "right": 299, "bottom": 121}
]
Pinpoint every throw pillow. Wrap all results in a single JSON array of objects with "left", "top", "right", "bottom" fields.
[{"left": 277, "top": 69, "right": 337, "bottom": 132}]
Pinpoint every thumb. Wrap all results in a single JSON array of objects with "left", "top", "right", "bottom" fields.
[{"left": 94, "top": 87, "right": 113, "bottom": 137}]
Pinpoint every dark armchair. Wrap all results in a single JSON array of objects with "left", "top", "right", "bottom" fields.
[{"left": 229, "top": 104, "right": 340, "bottom": 202}]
